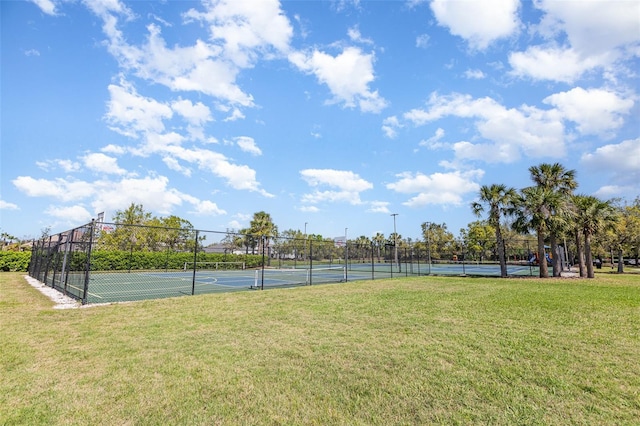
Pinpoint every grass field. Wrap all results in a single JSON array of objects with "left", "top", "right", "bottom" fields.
[{"left": 1, "top": 272, "right": 639, "bottom": 425}]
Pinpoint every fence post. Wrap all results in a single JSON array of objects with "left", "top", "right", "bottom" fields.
[
  {"left": 261, "top": 236, "right": 265, "bottom": 290},
  {"left": 371, "top": 242, "right": 375, "bottom": 280},
  {"left": 309, "top": 240, "right": 313, "bottom": 285},
  {"left": 191, "top": 230, "right": 199, "bottom": 295},
  {"left": 82, "top": 221, "right": 95, "bottom": 305}
]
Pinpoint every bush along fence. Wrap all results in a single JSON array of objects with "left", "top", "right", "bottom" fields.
[{"left": 28, "top": 221, "right": 547, "bottom": 304}]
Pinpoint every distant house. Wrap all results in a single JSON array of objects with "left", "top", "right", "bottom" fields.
[{"left": 203, "top": 243, "right": 227, "bottom": 253}]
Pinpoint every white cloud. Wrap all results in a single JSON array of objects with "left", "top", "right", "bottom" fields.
[
  {"left": 404, "top": 92, "right": 566, "bottom": 162},
  {"left": 593, "top": 185, "right": 637, "bottom": 199},
  {"left": 348, "top": 26, "right": 373, "bottom": 45},
  {"left": 509, "top": 46, "right": 602, "bottom": 83},
  {"left": 13, "top": 173, "right": 229, "bottom": 223},
  {"left": 24, "top": 49, "right": 41, "bottom": 57},
  {"left": 367, "top": 201, "right": 390, "bottom": 214},
  {"left": 543, "top": 87, "right": 634, "bottom": 137},
  {"left": 82, "top": 153, "right": 127, "bottom": 175},
  {"left": 386, "top": 169, "right": 483, "bottom": 207},
  {"left": 13, "top": 176, "right": 95, "bottom": 201},
  {"left": 171, "top": 99, "right": 212, "bottom": 126},
  {"left": 102, "top": 78, "right": 269, "bottom": 195},
  {"left": 419, "top": 127, "right": 446, "bottom": 149},
  {"left": 416, "top": 34, "right": 430, "bottom": 49},
  {"left": 183, "top": 0, "right": 293, "bottom": 67},
  {"left": 509, "top": 1, "right": 640, "bottom": 83},
  {"left": 430, "top": 0, "right": 520, "bottom": 50},
  {"left": 534, "top": 0, "right": 640, "bottom": 56},
  {"left": 101, "top": 144, "right": 127, "bottom": 155},
  {"left": 581, "top": 138, "right": 640, "bottom": 187},
  {"left": 299, "top": 205, "right": 319, "bottom": 213},
  {"left": 382, "top": 115, "right": 401, "bottom": 139},
  {"left": 36, "top": 159, "right": 81, "bottom": 173},
  {"left": 0, "top": 200, "right": 19, "bottom": 210},
  {"left": 105, "top": 81, "right": 173, "bottom": 137},
  {"left": 189, "top": 200, "right": 226, "bottom": 216},
  {"left": 300, "top": 169, "right": 373, "bottom": 205},
  {"left": 162, "top": 146, "right": 272, "bottom": 196},
  {"left": 31, "top": 0, "right": 57, "bottom": 15},
  {"left": 463, "top": 69, "right": 486, "bottom": 79},
  {"left": 44, "top": 205, "right": 93, "bottom": 223},
  {"left": 178, "top": 194, "right": 226, "bottom": 216},
  {"left": 289, "top": 47, "right": 387, "bottom": 113},
  {"left": 162, "top": 156, "right": 192, "bottom": 177},
  {"left": 235, "top": 136, "right": 262, "bottom": 156},
  {"left": 301, "top": 169, "right": 373, "bottom": 192},
  {"left": 91, "top": 175, "right": 184, "bottom": 216}
]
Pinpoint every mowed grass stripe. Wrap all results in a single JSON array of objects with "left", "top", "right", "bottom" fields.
[{"left": 1, "top": 272, "right": 639, "bottom": 425}]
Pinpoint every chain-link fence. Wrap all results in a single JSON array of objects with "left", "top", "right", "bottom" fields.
[{"left": 28, "top": 221, "right": 546, "bottom": 304}]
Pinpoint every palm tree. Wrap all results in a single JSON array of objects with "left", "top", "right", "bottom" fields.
[
  {"left": 249, "top": 211, "right": 278, "bottom": 256},
  {"left": 355, "top": 236, "right": 371, "bottom": 263},
  {"left": 372, "top": 232, "right": 385, "bottom": 263},
  {"left": 512, "top": 186, "right": 563, "bottom": 278},
  {"left": 573, "top": 195, "right": 617, "bottom": 278},
  {"left": 528, "top": 163, "right": 577, "bottom": 276},
  {"left": 471, "top": 184, "right": 517, "bottom": 277}
]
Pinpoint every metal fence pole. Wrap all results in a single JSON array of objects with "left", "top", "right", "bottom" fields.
[
  {"left": 309, "top": 240, "right": 313, "bottom": 285},
  {"left": 82, "top": 221, "right": 95, "bottom": 305},
  {"left": 261, "top": 236, "right": 265, "bottom": 290},
  {"left": 191, "top": 230, "right": 199, "bottom": 295}
]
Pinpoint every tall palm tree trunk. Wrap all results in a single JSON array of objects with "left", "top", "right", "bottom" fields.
[
  {"left": 585, "top": 232, "right": 594, "bottom": 278},
  {"left": 537, "top": 229, "right": 549, "bottom": 278},
  {"left": 496, "top": 227, "right": 507, "bottom": 278},
  {"left": 575, "top": 229, "right": 586, "bottom": 277},
  {"left": 550, "top": 233, "right": 561, "bottom": 277}
]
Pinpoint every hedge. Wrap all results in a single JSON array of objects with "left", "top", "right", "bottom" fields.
[{"left": 0, "top": 252, "right": 31, "bottom": 272}]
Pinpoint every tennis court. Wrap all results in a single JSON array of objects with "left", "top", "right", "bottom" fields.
[
  {"left": 82, "top": 266, "right": 353, "bottom": 304},
  {"left": 62, "top": 262, "right": 538, "bottom": 304},
  {"left": 348, "top": 261, "right": 537, "bottom": 277}
]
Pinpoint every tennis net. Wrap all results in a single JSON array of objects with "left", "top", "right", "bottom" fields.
[
  {"left": 183, "top": 261, "right": 246, "bottom": 271},
  {"left": 252, "top": 266, "right": 346, "bottom": 289}
]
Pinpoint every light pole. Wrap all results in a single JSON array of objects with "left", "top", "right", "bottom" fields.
[{"left": 391, "top": 213, "right": 399, "bottom": 272}]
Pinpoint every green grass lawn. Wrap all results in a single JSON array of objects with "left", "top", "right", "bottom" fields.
[{"left": 1, "top": 272, "right": 639, "bottom": 425}]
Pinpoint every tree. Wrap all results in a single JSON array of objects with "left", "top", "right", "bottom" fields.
[
  {"left": 355, "top": 235, "right": 371, "bottom": 263},
  {"left": 572, "top": 195, "right": 617, "bottom": 278},
  {"left": 471, "top": 184, "right": 517, "bottom": 277},
  {"left": 460, "top": 220, "right": 496, "bottom": 262},
  {"left": 528, "top": 163, "right": 577, "bottom": 276},
  {"left": 420, "top": 222, "right": 454, "bottom": 261},
  {"left": 512, "top": 186, "right": 563, "bottom": 278},
  {"left": 249, "top": 211, "right": 278, "bottom": 256},
  {"left": 372, "top": 232, "right": 386, "bottom": 263}
]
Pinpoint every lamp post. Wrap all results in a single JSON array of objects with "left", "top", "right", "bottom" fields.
[{"left": 391, "top": 213, "right": 399, "bottom": 272}]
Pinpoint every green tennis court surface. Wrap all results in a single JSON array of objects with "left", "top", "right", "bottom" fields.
[
  {"left": 82, "top": 267, "right": 355, "bottom": 304},
  {"left": 76, "top": 263, "right": 538, "bottom": 304}
]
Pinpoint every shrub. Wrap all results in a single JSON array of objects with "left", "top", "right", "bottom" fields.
[{"left": 0, "top": 251, "right": 31, "bottom": 272}]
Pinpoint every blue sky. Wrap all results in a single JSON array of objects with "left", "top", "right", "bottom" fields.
[{"left": 2, "top": 0, "right": 639, "bottom": 242}]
